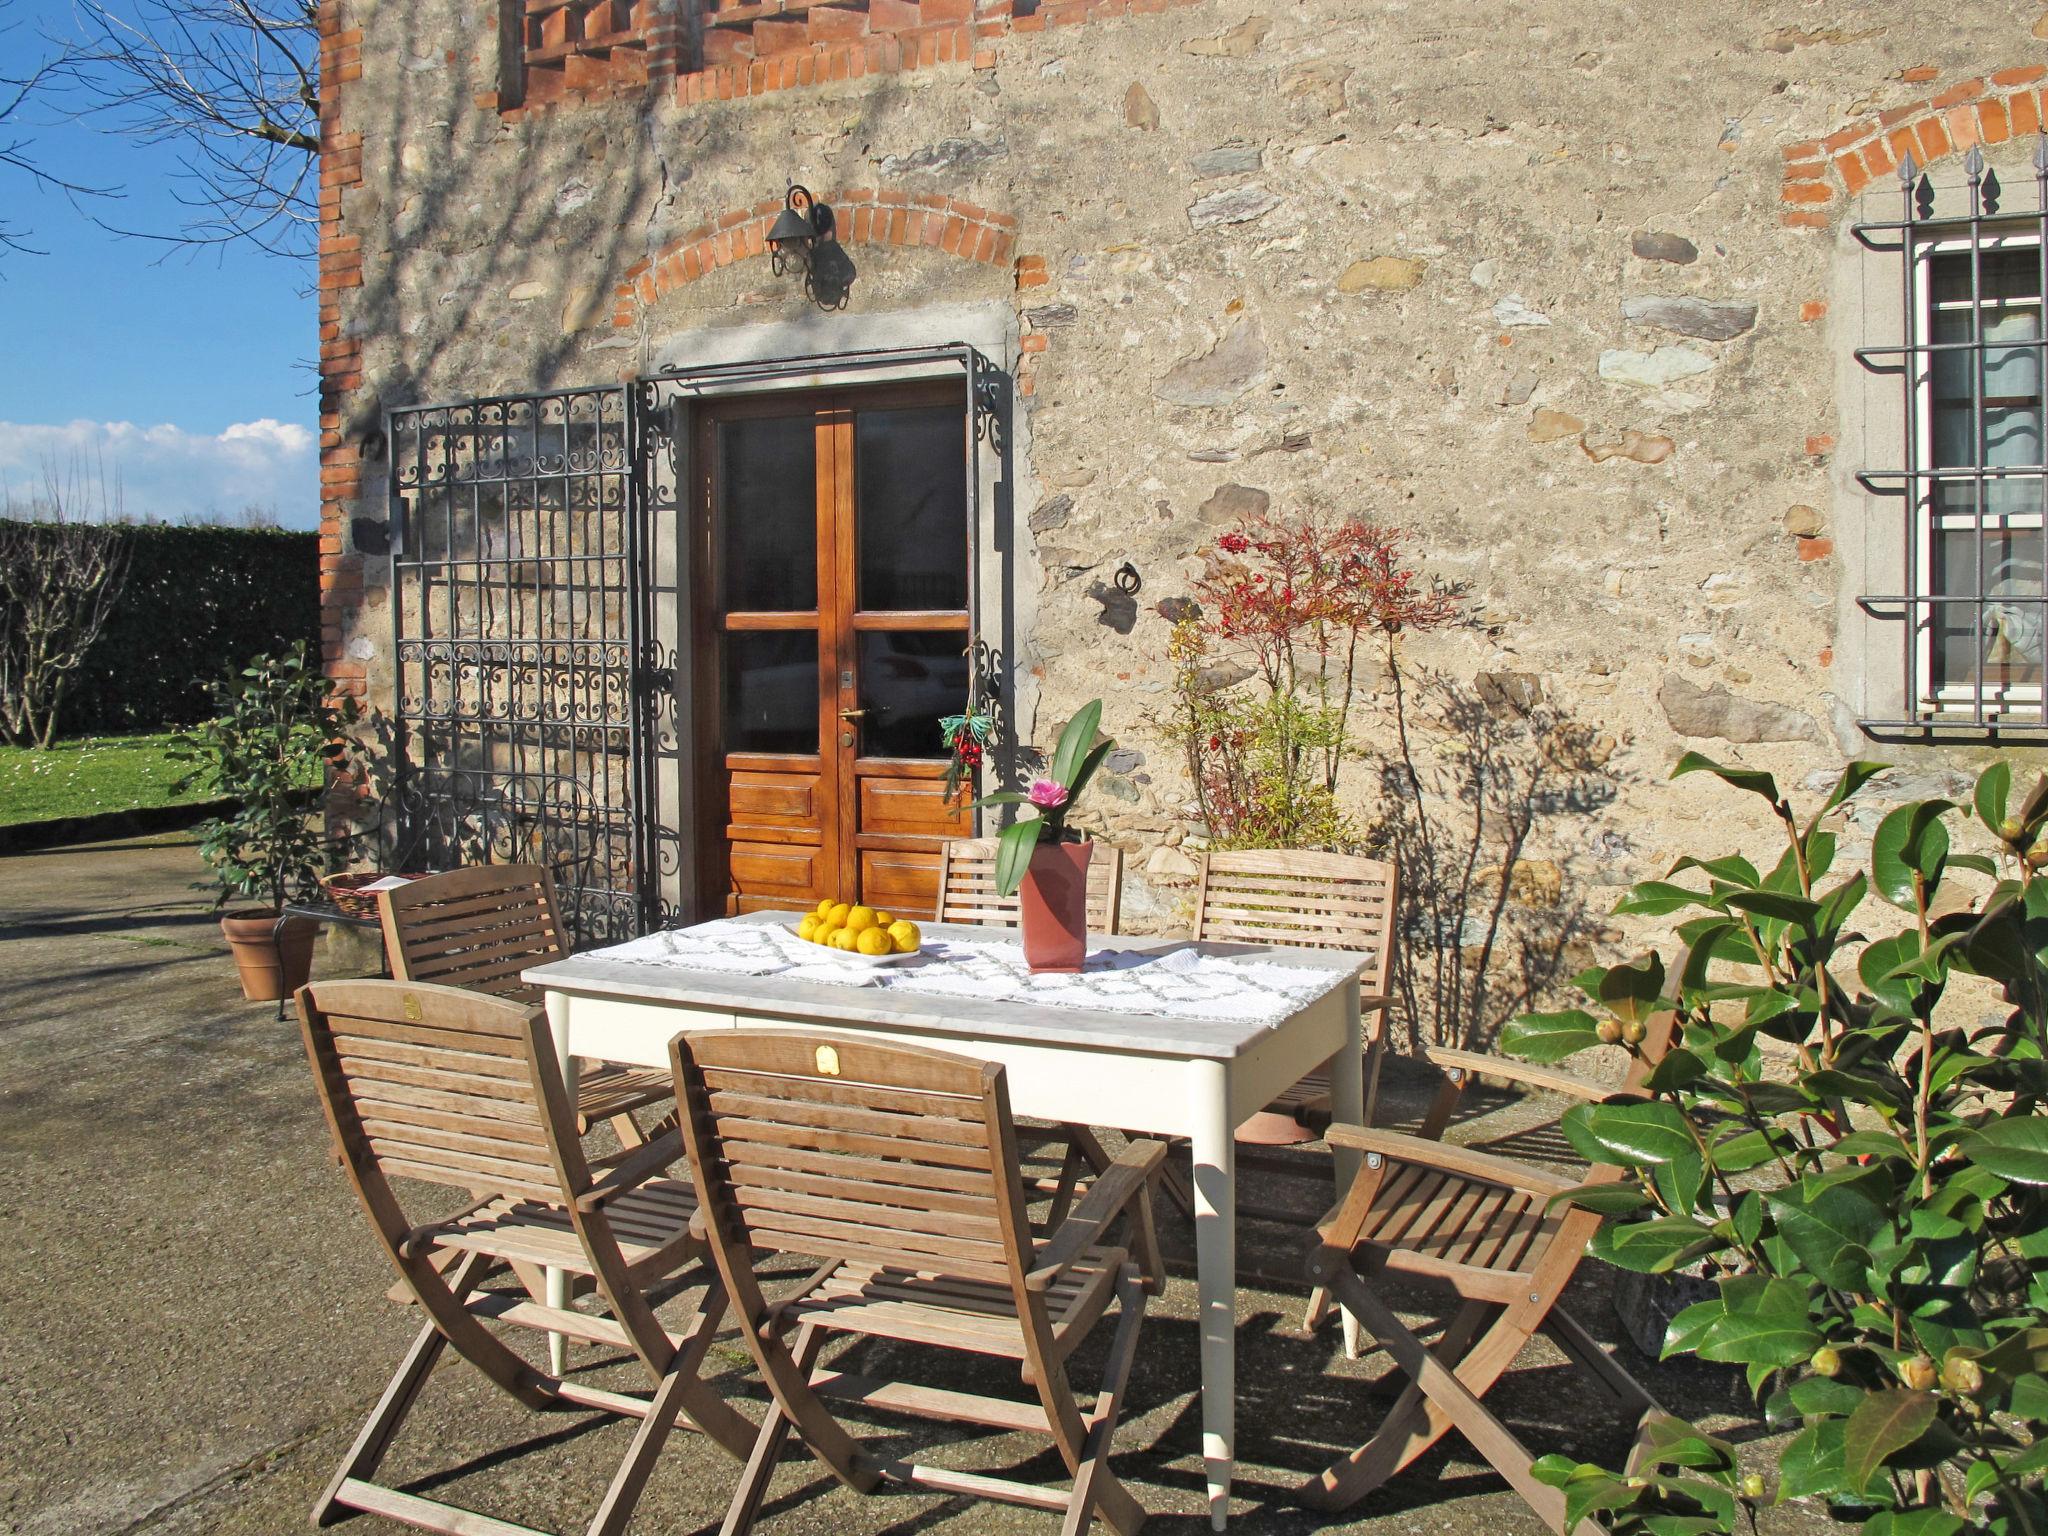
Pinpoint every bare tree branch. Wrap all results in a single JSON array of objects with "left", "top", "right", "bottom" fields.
[
  {"left": 0, "top": 2, "right": 118, "bottom": 259},
  {"left": 51, "top": 0, "right": 319, "bottom": 260}
]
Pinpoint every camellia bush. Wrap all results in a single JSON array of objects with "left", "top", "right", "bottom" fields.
[{"left": 1503, "top": 754, "right": 2048, "bottom": 1536}]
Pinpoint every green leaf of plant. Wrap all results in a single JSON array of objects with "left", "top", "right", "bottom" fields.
[
  {"left": 1818, "top": 870, "right": 1870, "bottom": 935},
  {"left": 1723, "top": 889, "right": 1822, "bottom": 928},
  {"left": 1776, "top": 1418, "right": 1848, "bottom": 1502},
  {"left": 1871, "top": 800, "right": 1956, "bottom": 912},
  {"left": 992, "top": 816, "right": 1042, "bottom": 899},
  {"left": 1697, "top": 1275, "right": 1823, "bottom": 1366},
  {"left": 1564, "top": 1099, "right": 1696, "bottom": 1166},
  {"left": 1827, "top": 761, "right": 1892, "bottom": 815},
  {"left": 1673, "top": 854, "right": 1763, "bottom": 889},
  {"left": 1976, "top": 759, "right": 2013, "bottom": 833},
  {"left": 1965, "top": 1119, "right": 2048, "bottom": 1185},
  {"left": 1866, "top": 1509, "right": 1966, "bottom": 1536},
  {"left": 1767, "top": 1165, "right": 1892, "bottom": 1292},
  {"left": 1049, "top": 699, "right": 1103, "bottom": 788},
  {"left": 1590, "top": 1218, "right": 1720, "bottom": 1274},
  {"left": 1673, "top": 751, "right": 1783, "bottom": 808},
  {"left": 1842, "top": 1389, "right": 1938, "bottom": 1496},
  {"left": 1788, "top": 1375, "right": 1868, "bottom": 1417},
  {"left": 1546, "top": 1180, "right": 1651, "bottom": 1215},
  {"left": 1500, "top": 1009, "right": 1603, "bottom": 1062},
  {"left": 1860, "top": 931, "right": 1926, "bottom": 1016},
  {"left": 1596, "top": 952, "right": 1667, "bottom": 1025},
  {"left": 1614, "top": 881, "right": 1714, "bottom": 917}
]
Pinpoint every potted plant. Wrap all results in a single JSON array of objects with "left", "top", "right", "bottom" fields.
[
  {"left": 974, "top": 699, "right": 1114, "bottom": 973},
  {"left": 173, "top": 643, "right": 359, "bottom": 1002}
]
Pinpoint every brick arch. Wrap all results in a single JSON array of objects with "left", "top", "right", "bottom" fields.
[
  {"left": 608, "top": 188, "right": 1018, "bottom": 327},
  {"left": 1782, "top": 64, "right": 2048, "bottom": 229}
]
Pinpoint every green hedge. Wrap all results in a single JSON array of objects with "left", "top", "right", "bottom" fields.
[{"left": 2, "top": 521, "right": 321, "bottom": 735}]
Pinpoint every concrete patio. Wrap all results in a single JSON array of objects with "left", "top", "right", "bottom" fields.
[{"left": 1, "top": 833, "right": 1802, "bottom": 1536}]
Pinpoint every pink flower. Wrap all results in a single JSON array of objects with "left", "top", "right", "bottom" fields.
[{"left": 1026, "top": 778, "right": 1069, "bottom": 810}]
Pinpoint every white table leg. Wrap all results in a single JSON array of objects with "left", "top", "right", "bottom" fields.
[
  {"left": 1329, "top": 986, "right": 1367, "bottom": 1359},
  {"left": 1188, "top": 1057, "right": 1236, "bottom": 1532},
  {"left": 544, "top": 990, "right": 576, "bottom": 1378}
]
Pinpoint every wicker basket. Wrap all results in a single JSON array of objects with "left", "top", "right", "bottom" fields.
[{"left": 319, "top": 871, "right": 415, "bottom": 920}]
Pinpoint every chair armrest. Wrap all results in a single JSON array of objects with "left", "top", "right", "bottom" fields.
[
  {"left": 1026, "top": 1140, "right": 1165, "bottom": 1292},
  {"left": 574, "top": 1128, "right": 686, "bottom": 1211},
  {"left": 1423, "top": 1047, "right": 1616, "bottom": 1103},
  {"left": 1324, "top": 1124, "right": 1580, "bottom": 1199}
]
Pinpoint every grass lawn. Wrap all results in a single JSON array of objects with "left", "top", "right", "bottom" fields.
[{"left": 0, "top": 733, "right": 214, "bottom": 828}]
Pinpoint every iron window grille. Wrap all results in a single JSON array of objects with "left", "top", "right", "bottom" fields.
[{"left": 1856, "top": 140, "right": 2048, "bottom": 737}]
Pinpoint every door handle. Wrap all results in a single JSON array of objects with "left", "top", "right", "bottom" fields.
[{"left": 838, "top": 708, "right": 867, "bottom": 720}]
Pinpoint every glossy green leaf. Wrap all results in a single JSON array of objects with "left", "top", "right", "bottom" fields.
[
  {"left": 1723, "top": 889, "right": 1822, "bottom": 927},
  {"left": 1499, "top": 1009, "right": 1602, "bottom": 1063},
  {"left": 1696, "top": 1276, "right": 1824, "bottom": 1366},
  {"left": 1547, "top": 1180, "right": 1651, "bottom": 1215},
  {"left": 1673, "top": 752, "right": 1783, "bottom": 808},
  {"left": 1965, "top": 1118, "right": 2048, "bottom": 1184},
  {"left": 1767, "top": 1165, "right": 1891, "bottom": 1292},
  {"left": 992, "top": 816, "right": 1043, "bottom": 899},
  {"left": 1842, "top": 1389, "right": 1938, "bottom": 1496},
  {"left": 1865, "top": 1509, "right": 1965, "bottom": 1536},
  {"left": 1826, "top": 760, "right": 1892, "bottom": 815},
  {"left": 1871, "top": 800, "right": 1955, "bottom": 912},
  {"left": 1596, "top": 952, "right": 1666, "bottom": 1024},
  {"left": 1976, "top": 759, "right": 2013, "bottom": 833},
  {"left": 1788, "top": 1375, "right": 1868, "bottom": 1417},
  {"left": 1591, "top": 1218, "right": 1720, "bottom": 1274},
  {"left": 1776, "top": 1418, "right": 1848, "bottom": 1502},
  {"left": 1048, "top": 698, "right": 1103, "bottom": 789},
  {"left": 1614, "top": 881, "right": 1714, "bottom": 917}
]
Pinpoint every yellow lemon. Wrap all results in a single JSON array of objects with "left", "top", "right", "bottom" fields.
[
  {"left": 815, "top": 898, "right": 834, "bottom": 918},
  {"left": 827, "top": 902, "right": 852, "bottom": 928},
  {"left": 887, "top": 919, "right": 921, "bottom": 954},
  {"left": 873, "top": 911, "right": 894, "bottom": 928},
  {"left": 845, "top": 905, "right": 877, "bottom": 934},
  {"left": 856, "top": 926, "right": 893, "bottom": 956},
  {"left": 832, "top": 928, "right": 859, "bottom": 951},
  {"left": 797, "top": 914, "right": 819, "bottom": 942}
]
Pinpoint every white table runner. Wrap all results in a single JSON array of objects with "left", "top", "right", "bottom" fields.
[{"left": 595, "top": 918, "right": 1352, "bottom": 1028}]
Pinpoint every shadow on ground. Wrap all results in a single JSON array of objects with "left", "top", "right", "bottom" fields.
[{"left": 0, "top": 834, "right": 1827, "bottom": 1535}]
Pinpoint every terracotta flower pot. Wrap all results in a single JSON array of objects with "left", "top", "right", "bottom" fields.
[
  {"left": 220, "top": 909, "right": 317, "bottom": 1003},
  {"left": 1019, "top": 840, "right": 1092, "bottom": 974}
]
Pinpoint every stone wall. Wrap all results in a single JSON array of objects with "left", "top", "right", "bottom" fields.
[{"left": 320, "top": 0, "right": 2048, "bottom": 965}]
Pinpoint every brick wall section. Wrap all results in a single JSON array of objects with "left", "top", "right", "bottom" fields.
[
  {"left": 1781, "top": 63, "right": 2048, "bottom": 229},
  {"left": 678, "top": 0, "right": 1204, "bottom": 106},
  {"left": 318, "top": 0, "right": 367, "bottom": 703},
  {"left": 492, "top": 0, "right": 1204, "bottom": 116},
  {"left": 609, "top": 189, "right": 1019, "bottom": 324}
]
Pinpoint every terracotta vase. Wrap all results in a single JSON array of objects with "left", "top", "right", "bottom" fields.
[
  {"left": 220, "top": 909, "right": 317, "bottom": 1003},
  {"left": 1019, "top": 840, "right": 1092, "bottom": 974}
]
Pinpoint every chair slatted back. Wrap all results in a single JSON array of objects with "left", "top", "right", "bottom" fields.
[
  {"left": 935, "top": 837, "right": 1124, "bottom": 934},
  {"left": 672, "top": 1032, "right": 1033, "bottom": 1291},
  {"left": 377, "top": 865, "right": 566, "bottom": 1005},
  {"left": 301, "top": 978, "right": 580, "bottom": 1212},
  {"left": 1192, "top": 849, "right": 1397, "bottom": 998}
]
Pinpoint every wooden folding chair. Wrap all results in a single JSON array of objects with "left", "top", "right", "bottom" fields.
[
  {"left": 935, "top": 835, "right": 1125, "bottom": 933},
  {"left": 378, "top": 865, "right": 673, "bottom": 1145},
  {"left": 298, "top": 978, "right": 757, "bottom": 1536},
  {"left": 1298, "top": 1010, "right": 1672, "bottom": 1533},
  {"left": 670, "top": 1029, "right": 1165, "bottom": 1536}
]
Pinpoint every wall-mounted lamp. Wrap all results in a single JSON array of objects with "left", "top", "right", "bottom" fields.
[{"left": 767, "top": 184, "right": 854, "bottom": 310}]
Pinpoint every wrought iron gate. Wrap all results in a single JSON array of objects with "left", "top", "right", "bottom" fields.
[
  {"left": 383, "top": 346, "right": 1003, "bottom": 947},
  {"left": 386, "top": 385, "right": 679, "bottom": 944}
]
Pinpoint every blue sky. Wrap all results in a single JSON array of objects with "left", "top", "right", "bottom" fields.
[{"left": 0, "top": 0, "right": 317, "bottom": 526}]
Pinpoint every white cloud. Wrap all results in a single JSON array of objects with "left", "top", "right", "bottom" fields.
[{"left": 0, "top": 416, "right": 320, "bottom": 529}]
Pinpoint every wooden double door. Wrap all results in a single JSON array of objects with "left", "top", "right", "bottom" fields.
[{"left": 692, "top": 383, "right": 972, "bottom": 918}]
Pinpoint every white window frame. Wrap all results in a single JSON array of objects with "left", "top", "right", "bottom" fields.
[{"left": 1911, "top": 228, "right": 2046, "bottom": 719}]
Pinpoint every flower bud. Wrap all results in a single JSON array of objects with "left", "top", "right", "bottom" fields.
[
  {"left": 1941, "top": 1353, "right": 1985, "bottom": 1396},
  {"left": 1809, "top": 1345, "right": 1842, "bottom": 1377},
  {"left": 1739, "top": 1474, "right": 1766, "bottom": 1501},
  {"left": 1596, "top": 1018, "right": 1624, "bottom": 1045},
  {"left": 2028, "top": 846, "right": 2048, "bottom": 870},
  {"left": 1999, "top": 816, "right": 2025, "bottom": 842},
  {"left": 1899, "top": 1355, "right": 1937, "bottom": 1391},
  {"left": 1622, "top": 1019, "right": 1648, "bottom": 1044}
]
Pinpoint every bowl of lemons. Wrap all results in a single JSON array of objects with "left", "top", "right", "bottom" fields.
[{"left": 791, "top": 901, "right": 924, "bottom": 966}]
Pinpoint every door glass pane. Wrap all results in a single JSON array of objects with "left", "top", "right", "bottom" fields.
[
  {"left": 1933, "top": 525, "right": 2046, "bottom": 692},
  {"left": 724, "top": 630, "right": 817, "bottom": 753},
  {"left": 856, "top": 406, "right": 967, "bottom": 612},
  {"left": 719, "top": 416, "right": 816, "bottom": 612},
  {"left": 857, "top": 630, "right": 968, "bottom": 759}
]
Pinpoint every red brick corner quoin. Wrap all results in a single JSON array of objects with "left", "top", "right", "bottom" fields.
[
  {"left": 607, "top": 190, "right": 1019, "bottom": 327},
  {"left": 1781, "top": 64, "right": 2048, "bottom": 229}
]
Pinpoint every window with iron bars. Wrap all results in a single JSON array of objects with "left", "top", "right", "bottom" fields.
[{"left": 1857, "top": 141, "right": 2048, "bottom": 736}]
